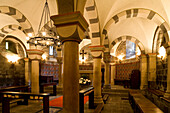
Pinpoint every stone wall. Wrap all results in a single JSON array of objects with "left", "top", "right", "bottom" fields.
[
  {"left": 0, "top": 40, "right": 25, "bottom": 88},
  {"left": 0, "top": 54, "right": 25, "bottom": 87},
  {"left": 156, "top": 57, "right": 167, "bottom": 91}
]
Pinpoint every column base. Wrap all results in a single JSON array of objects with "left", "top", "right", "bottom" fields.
[
  {"left": 164, "top": 92, "right": 170, "bottom": 98},
  {"left": 94, "top": 96, "right": 103, "bottom": 106},
  {"left": 140, "top": 85, "right": 148, "bottom": 90},
  {"left": 103, "top": 84, "right": 111, "bottom": 89},
  {"left": 148, "top": 81, "right": 156, "bottom": 89}
]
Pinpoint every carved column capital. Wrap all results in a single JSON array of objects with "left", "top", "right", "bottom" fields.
[
  {"left": 24, "top": 58, "right": 30, "bottom": 62},
  {"left": 89, "top": 45, "right": 105, "bottom": 58},
  {"left": 27, "top": 49, "right": 44, "bottom": 60},
  {"left": 147, "top": 53, "right": 157, "bottom": 57},
  {"left": 51, "top": 11, "right": 89, "bottom": 43},
  {"left": 139, "top": 54, "right": 147, "bottom": 59}
]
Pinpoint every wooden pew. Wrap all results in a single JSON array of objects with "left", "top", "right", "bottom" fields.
[
  {"left": 0, "top": 85, "right": 29, "bottom": 102},
  {"left": 1, "top": 91, "right": 50, "bottom": 113},
  {"left": 79, "top": 87, "right": 94, "bottom": 113},
  {"left": 103, "top": 94, "right": 109, "bottom": 104},
  {"left": 148, "top": 89, "right": 164, "bottom": 97},
  {"left": 0, "top": 85, "right": 29, "bottom": 92},
  {"left": 129, "top": 90, "right": 163, "bottom": 113},
  {"left": 94, "top": 103, "right": 104, "bottom": 113},
  {"left": 161, "top": 97, "right": 170, "bottom": 103},
  {"left": 40, "top": 82, "right": 57, "bottom": 96}
]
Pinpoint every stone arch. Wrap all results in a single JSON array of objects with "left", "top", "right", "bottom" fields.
[
  {"left": 0, "top": 24, "right": 27, "bottom": 43},
  {"left": 110, "top": 36, "right": 145, "bottom": 54},
  {"left": 1, "top": 35, "right": 27, "bottom": 57},
  {"left": 102, "top": 8, "right": 170, "bottom": 50},
  {"left": 152, "top": 26, "right": 161, "bottom": 53},
  {"left": 0, "top": 6, "right": 34, "bottom": 35},
  {"left": 84, "top": 0, "right": 101, "bottom": 46}
]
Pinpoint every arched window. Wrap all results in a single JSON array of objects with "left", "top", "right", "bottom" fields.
[{"left": 115, "top": 40, "right": 140, "bottom": 60}]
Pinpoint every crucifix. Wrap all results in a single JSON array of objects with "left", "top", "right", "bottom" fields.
[{"left": 80, "top": 50, "right": 87, "bottom": 59}]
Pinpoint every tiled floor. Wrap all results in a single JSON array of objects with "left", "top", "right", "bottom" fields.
[{"left": 0, "top": 85, "right": 134, "bottom": 113}]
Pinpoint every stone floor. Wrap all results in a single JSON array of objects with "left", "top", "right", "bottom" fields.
[
  {"left": 101, "top": 94, "right": 133, "bottom": 113},
  {"left": 0, "top": 85, "right": 134, "bottom": 113}
]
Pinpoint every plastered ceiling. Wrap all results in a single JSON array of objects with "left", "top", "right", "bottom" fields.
[{"left": 0, "top": 0, "right": 170, "bottom": 55}]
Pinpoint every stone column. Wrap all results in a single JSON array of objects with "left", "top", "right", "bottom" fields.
[
  {"left": 89, "top": 46, "right": 105, "bottom": 106},
  {"left": 103, "top": 63, "right": 111, "bottom": 89},
  {"left": 111, "top": 64, "right": 116, "bottom": 86},
  {"left": 140, "top": 54, "right": 148, "bottom": 90},
  {"left": 103, "top": 52, "right": 111, "bottom": 89},
  {"left": 24, "top": 58, "right": 31, "bottom": 86},
  {"left": 147, "top": 53, "right": 156, "bottom": 89},
  {"left": 27, "top": 49, "right": 44, "bottom": 93},
  {"left": 56, "top": 46, "right": 63, "bottom": 88},
  {"left": 57, "top": 57, "right": 63, "bottom": 86},
  {"left": 51, "top": 12, "right": 88, "bottom": 113},
  {"left": 165, "top": 42, "right": 170, "bottom": 98}
]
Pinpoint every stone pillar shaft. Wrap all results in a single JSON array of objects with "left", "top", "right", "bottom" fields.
[
  {"left": 63, "top": 41, "right": 79, "bottom": 113},
  {"left": 166, "top": 54, "right": 170, "bottom": 93},
  {"left": 90, "top": 45, "right": 104, "bottom": 106},
  {"left": 24, "top": 58, "right": 30, "bottom": 86},
  {"left": 51, "top": 11, "right": 88, "bottom": 113},
  {"left": 93, "top": 58, "right": 103, "bottom": 105},
  {"left": 27, "top": 49, "right": 44, "bottom": 93},
  {"left": 104, "top": 63, "right": 111, "bottom": 89},
  {"left": 140, "top": 54, "right": 148, "bottom": 90},
  {"left": 111, "top": 65, "right": 116, "bottom": 86},
  {"left": 58, "top": 62, "right": 62, "bottom": 86},
  {"left": 56, "top": 46, "right": 63, "bottom": 87},
  {"left": 165, "top": 44, "right": 170, "bottom": 98},
  {"left": 148, "top": 53, "right": 156, "bottom": 89},
  {"left": 56, "top": 46, "right": 63, "bottom": 88},
  {"left": 31, "top": 60, "right": 40, "bottom": 93}
]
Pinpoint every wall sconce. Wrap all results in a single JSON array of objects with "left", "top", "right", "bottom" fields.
[
  {"left": 6, "top": 55, "right": 20, "bottom": 63},
  {"left": 157, "top": 46, "right": 166, "bottom": 66},
  {"left": 42, "top": 54, "right": 47, "bottom": 60}
]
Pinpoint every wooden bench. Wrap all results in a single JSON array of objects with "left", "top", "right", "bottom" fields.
[
  {"left": 1, "top": 91, "right": 50, "bottom": 113},
  {"left": 148, "top": 89, "right": 164, "bottom": 97},
  {"left": 40, "top": 82, "right": 57, "bottom": 96},
  {"left": 103, "top": 94, "right": 109, "bottom": 104},
  {"left": 79, "top": 87, "right": 94, "bottom": 113},
  {"left": 161, "top": 97, "right": 170, "bottom": 103},
  {"left": 129, "top": 90, "right": 163, "bottom": 113},
  {"left": 94, "top": 103, "right": 104, "bottom": 113},
  {"left": 0, "top": 85, "right": 29, "bottom": 102}
]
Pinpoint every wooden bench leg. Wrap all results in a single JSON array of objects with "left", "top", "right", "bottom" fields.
[
  {"left": 43, "top": 96, "right": 49, "bottom": 113},
  {"left": 40, "top": 86, "right": 44, "bottom": 93},
  {"left": 89, "top": 91, "right": 94, "bottom": 109},
  {"left": 79, "top": 93, "right": 84, "bottom": 113},
  {"left": 2, "top": 97, "right": 10, "bottom": 113},
  {"left": 53, "top": 85, "right": 56, "bottom": 96},
  {"left": 23, "top": 97, "right": 28, "bottom": 105}
]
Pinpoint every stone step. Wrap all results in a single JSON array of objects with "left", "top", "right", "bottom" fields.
[
  {"left": 102, "top": 92, "right": 129, "bottom": 97},
  {"left": 102, "top": 89, "right": 129, "bottom": 93},
  {"left": 102, "top": 86, "right": 130, "bottom": 97}
]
